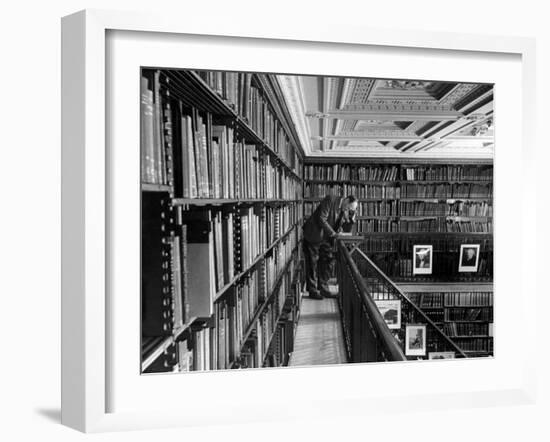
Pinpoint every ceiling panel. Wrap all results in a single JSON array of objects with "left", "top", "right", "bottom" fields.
[{"left": 277, "top": 74, "right": 494, "bottom": 160}]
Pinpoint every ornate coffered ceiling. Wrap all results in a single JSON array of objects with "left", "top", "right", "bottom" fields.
[{"left": 277, "top": 75, "right": 494, "bottom": 159}]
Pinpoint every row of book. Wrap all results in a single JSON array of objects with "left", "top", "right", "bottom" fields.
[
  {"left": 402, "top": 165, "right": 493, "bottom": 181},
  {"left": 173, "top": 248, "right": 300, "bottom": 372},
  {"left": 304, "top": 183, "right": 493, "bottom": 200},
  {"left": 400, "top": 201, "right": 492, "bottom": 217},
  {"left": 247, "top": 84, "right": 296, "bottom": 168},
  {"left": 196, "top": 70, "right": 299, "bottom": 171},
  {"left": 141, "top": 72, "right": 171, "bottom": 186},
  {"left": 266, "top": 204, "right": 302, "bottom": 246},
  {"left": 266, "top": 233, "right": 299, "bottom": 294},
  {"left": 410, "top": 293, "right": 444, "bottom": 308},
  {"left": 355, "top": 218, "right": 492, "bottom": 233},
  {"left": 442, "top": 322, "right": 490, "bottom": 337},
  {"left": 304, "top": 201, "right": 492, "bottom": 219},
  {"left": 214, "top": 276, "right": 262, "bottom": 370},
  {"left": 357, "top": 201, "right": 399, "bottom": 217},
  {"left": 409, "top": 292, "right": 494, "bottom": 308},
  {"left": 445, "top": 307, "right": 493, "bottom": 322},
  {"left": 417, "top": 309, "right": 445, "bottom": 323},
  {"left": 196, "top": 70, "right": 240, "bottom": 112},
  {"left": 452, "top": 338, "right": 493, "bottom": 353},
  {"left": 142, "top": 71, "right": 302, "bottom": 198},
  {"left": 303, "top": 164, "right": 493, "bottom": 182},
  {"left": 258, "top": 256, "right": 300, "bottom": 368},
  {"left": 187, "top": 206, "right": 302, "bottom": 299},
  {"left": 304, "top": 164, "right": 400, "bottom": 181},
  {"left": 237, "top": 206, "right": 265, "bottom": 272},
  {"left": 401, "top": 183, "right": 492, "bottom": 198},
  {"left": 265, "top": 155, "right": 302, "bottom": 200},
  {"left": 444, "top": 292, "right": 493, "bottom": 307},
  {"left": 264, "top": 319, "right": 295, "bottom": 368},
  {"left": 304, "top": 183, "right": 402, "bottom": 199}
]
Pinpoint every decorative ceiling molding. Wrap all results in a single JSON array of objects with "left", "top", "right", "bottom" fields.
[
  {"left": 306, "top": 107, "right": 463, "bottom": 121},
  {"left": 316, "top": 132, "right": 423, "bottom": 141},
  {"left": 331, "top": 78, "right": 354, "bottom": 150},
  {"left": 306, "top": 150, "right": 494, "bottom": 159},
  {"left": 322, "top": 77, "right": 332, "bottom": 150},
  {"left": 349, "top": 79, "right": 377, "bottom": 104},
  {"left": 276, "top": 75, "right": 313, "bottom": 155},
  {"left": 287, "top": 74, "right": 493, "bottom": 159},
  {"left": 438, "top": 83, "right": 479, "bottom": 106}
]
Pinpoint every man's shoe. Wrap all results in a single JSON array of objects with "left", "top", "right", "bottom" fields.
[{"left": 309, "top": 292, "right": 324, "bottom": 300}]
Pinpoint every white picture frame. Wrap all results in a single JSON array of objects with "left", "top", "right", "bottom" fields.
[
  {"left": 406, "top": 325, "right": 427, "bottom": 356},
  {"left": 413, "top": 245, "right": 433, "bottom": 275},
  {"left": 459, "top": 244, "right": 481, "bottom": 272},
  {"left": 61, "top": 9, "right": 537, "bottom": 433},
  {"left": 375, "top": 300, "right": 402, "bottom": 329}
]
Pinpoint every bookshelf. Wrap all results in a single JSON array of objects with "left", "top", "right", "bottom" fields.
[
  {"left": 303, "top": 160, "right": 493, "bottom": 283},
  {"left": 141, "top": 68, "right": 305, "bottom": 373},
  {"left": 305, "top": 160, "right": 493, "bottom": 357},
  {"left": 405, "top": 287, "right": 494, "bottom": 356}
]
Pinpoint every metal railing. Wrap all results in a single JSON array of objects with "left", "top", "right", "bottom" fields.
[
  {"left": 336, "top": 239, "right": 406, "bottom": 362},
  {"left": 336, "top": 236, "right": 467, "bottom": 362}
]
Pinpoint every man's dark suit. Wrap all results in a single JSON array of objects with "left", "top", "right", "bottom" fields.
[
  {"left": 302, "top": 195, "right": 344, "bottom": 297},
  {"left": 303, "top": 195, "right": 343, "bottom": 243}
]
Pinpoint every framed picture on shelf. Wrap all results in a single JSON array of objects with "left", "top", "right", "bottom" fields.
[
  {"left": 375, "top": 300, "right": 402, "bottom": 329},
  {"left": 405, "top": 325, "right": 426, "bottom": 356},
  {"left": 459, "top": 244, "right": 480, "bottom": 272},
  {"left": 413, "top": 245, "right": 432, "bottom": 275},
  {"left": 428, "top": 352, "right": 455, "bottom": 360}
]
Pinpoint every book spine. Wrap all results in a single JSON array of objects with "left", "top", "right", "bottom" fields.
[{"left": 140, "top": 75, "right": 155, "bottom": 184}]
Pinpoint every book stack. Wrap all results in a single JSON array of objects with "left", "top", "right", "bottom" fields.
[
  {"left": 141, "top": 72, "right": 171, "bottom": 185},
  {"left": 141, "top": 68, "right": 305, "bottom": 373}
]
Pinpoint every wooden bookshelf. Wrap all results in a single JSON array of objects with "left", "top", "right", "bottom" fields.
[{"left": 141, "top": 68, "right": 305, "bottom": 373}]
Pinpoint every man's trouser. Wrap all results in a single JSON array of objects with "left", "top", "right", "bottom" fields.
[{"left": 303, "top": 240, "right": 335, "bottom": 296}]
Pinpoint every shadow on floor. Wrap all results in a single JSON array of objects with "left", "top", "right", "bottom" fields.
[{"left": 35, "top": 408, "right": 61, "bottom": 423}]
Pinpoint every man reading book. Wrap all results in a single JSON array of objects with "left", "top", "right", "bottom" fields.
[{"left": 302, "top": 195, "right": 357, "bottom": 300}]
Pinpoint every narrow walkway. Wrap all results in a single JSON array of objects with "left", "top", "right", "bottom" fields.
[{"left": 288, "top": 288, "right": 347, "bottom": 367}]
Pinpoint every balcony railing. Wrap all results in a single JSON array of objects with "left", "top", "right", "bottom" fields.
[{"left": 336, "top": 236, "right": 467, "bottom": 362}]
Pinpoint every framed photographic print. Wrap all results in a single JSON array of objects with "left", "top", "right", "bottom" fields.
[
  {"left": 375, "top": 300, "right": 402, "bottom": 329},
  {"left": 406, "top": 325, "right": 426, "bottom": 356},
  {"left": 459, "top": 244, "right": 480, "bottom": 272},
  {"left": 428, "top": 352, "right": 456, "bottom": 360},
  {"left": 413, "top": 245, "right": 433, "bottom": 275},
  {"left": 61, "top": 8, "right": 537, "bottom": 434}
]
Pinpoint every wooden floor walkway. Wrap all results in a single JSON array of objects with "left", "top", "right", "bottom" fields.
[{"left": 288, "top": 292, "right": 347, "bottom": 367}]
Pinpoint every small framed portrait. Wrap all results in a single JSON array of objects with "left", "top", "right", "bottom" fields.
[
  {"left": 428, "top": 351, "right": 455, "bottom": 360},
  {"left": 459, "top": 244, "right": 480, "bottom": 272},
  {"left": 412, "top": 245, "right": 432, "bottom": 275},
  {"left": 405, "top": 325, "right": 426, "bottom": 356},
  {"left": 375, "top": 300, "right": 402, "bottom": 329}
]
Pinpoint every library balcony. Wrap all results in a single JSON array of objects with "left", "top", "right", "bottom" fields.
[{"left": 289, "top": 237, "right": 467, "bottom": 367}]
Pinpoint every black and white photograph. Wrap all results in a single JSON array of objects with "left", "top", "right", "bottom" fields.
[
  {"left": 459, "top": 244, "right": 480, "bottom": 272},
  {"left": 406, "top": 325, "right": 427, "bottom": 356},
  {"left": 375, "top": 300, "right": 402, "bottom": 329},
  {"left": 140, "top": 67, "right": 494, "bottom": 374},
  {"left": 413, "top": 245, "right": 433, "bottom": 275}
]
